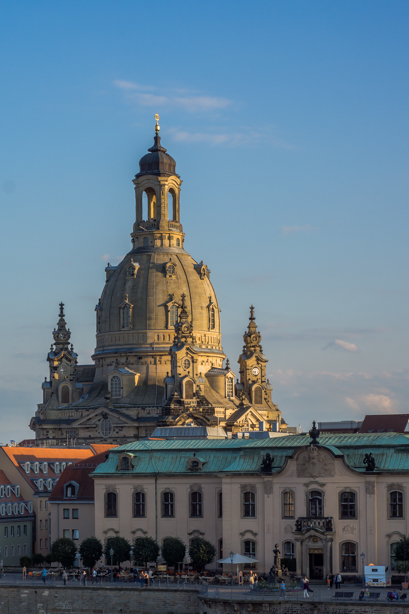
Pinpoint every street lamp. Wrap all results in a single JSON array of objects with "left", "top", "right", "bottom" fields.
[
  {"left": 360, "top": 552, "right": 365, "bottom": 588},
  {"left": 110, "top": 548, "right": 114, "bottom": 582},
  {"left": 230, "top": 551, "right": 234, "bottom": 586}
]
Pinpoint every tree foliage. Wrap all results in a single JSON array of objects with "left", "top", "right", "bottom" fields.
[
  {"left": 162, "top": 537, "right": 186, "bottom": 568},
  {"left": 32, "top": 553, "right": 45, "bottom": 567},
  {"left": 188, "top": 538, "right": 216, "bottom": 572},
  {"left": 133, "top": 536, "right": 159, "bottom": 568},
  {"left": 395, "top": 537, "right": 409, "bottom": 577},
  {"left": 20, "top": 556, "right": 32, "bottom": 567},
  {"left": 80, "top": 536, "right": 103, "bottom": 568},
  {"left": 104, "top": 536, "right": 131, "bottom": 567},
  {"left": 51, "top": 538, "right": 77, "bottom": 568}
]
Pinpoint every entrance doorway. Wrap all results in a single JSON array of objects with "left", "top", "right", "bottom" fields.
[{"left": 309, "top": 551, "right": 324, "bottom": 579}]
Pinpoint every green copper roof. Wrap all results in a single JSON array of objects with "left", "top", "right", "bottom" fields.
[{"left": 92, "top": 432, "right": 409, "bottom": 476}]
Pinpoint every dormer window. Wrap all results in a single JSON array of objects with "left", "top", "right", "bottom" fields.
[
  {"left": 24, "top": 462, "right": 30, "bottom": 474},
  {"left": 5, "top": 486, "right": 10, "bottom": 498},
  {"left": 0, "top": 486, "right": 4, "bottom": 497},
  {"left": 64, "top": 482, "right": 78, "bottom": 499},
  {"left": 14, "top": 485, "right": 20, "bottom": 497},
  {"left": 38, "top": 479, "right": 43, "bottom": 491},
  {"left": 61, "top": 462, "right": 66, "bottom": 472},
  {"left": 164, "top": 259, "right": 177, "bottom": 279},
  {"left": 42, "top": 462, "right": 48, "bottom": 474},
  {"left": 54, "top": 462, "right": 60, "bottom": 474},
  {"left": 33, "top": 462, "right": 39, "bottom": 474},
  {"left": 119, "top": 296, "right": 133, "bottom": 330},
  {"left": 110, "top": 376, "right": 122, "bottom": 398}
]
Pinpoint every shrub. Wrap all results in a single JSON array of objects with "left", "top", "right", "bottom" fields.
[
  {"left": 162, "top": 537, "right": 186, "bottom": 569},
  {"left": 188, "top": 538, "right": 216, "bottom": 572},
  {"left": 32, "top": 553, "right": 45, "bottom": 567},
  {"left": 80, "top": 536, "right": 103, "bottom": 568},
  {"left": 104, "top": 536, "right": 131, "bottom": 567},
  {"left": 20, "top": 556, "right": 32, "bottom": 567},
  {"left": 133, "top": 537, "right": 159, "bottom": 568},
  {"left": 51, "top": 538, "right": 77, "bottom": 567}
]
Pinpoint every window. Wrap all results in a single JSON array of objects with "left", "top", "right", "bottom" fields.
[
  {"left": 105, "top": 492, "right": 117, "bottom": 517},
  {"left": 218, "top": 538, "right": 223, "bottom": 562},
  {"left": 4, "top": 527, "right": 8, "bottom": 537},
  {"left": 45, "top": 539, "right": 48, "bottom": 549},
  {"left": 243, "top": 540, "right": 256, "bottom": 567},
  {"left": 226, "top": 378, "right": 234, "bottom": 399},
  {"left": 4, "top": 546, "right": 7, "bottom": 558},
  {"left": 39, "top": 500, "right": 42, "bottom": 511},
  {"left": 341, "top": 542, "right": 357, "bottom": 571},
  {"left": 391, "top": 542, "right": 398, "bottom": 570},
  {"left": 340, "top": 491, "right": 356, "bottom": 518},
  {"left": 10, "top": 526, "right": 14, "bottom": 537},
  {"left": 34, "top": 463, "right": 39, "bottom": 474},
  {"left": 143, "top": 237, "right": 149, "bottom": 246},
  {"left": 254, "top": 387, "right": 262, "bottom": 405},
  {"left": 309, "top": 491, "right": 323, "bottom": 517},
  {"left": 284, "top": 541, "right": 295, "bottom": 559},
  {"left": 63, "top": 509, "right": 70, "bottom": 519},
  {"left": 218, "top": 491, "right": 223, "bottom": 518},
  {"left": 39, "top": 540, "right": 42, "bottom": 549},
  {"left": 243, "top": 491, "right": 256, "bottom": 517},
  {"left": 169, "top": 304, "right": 178, "bottom": 328},
  {"left": 110, "top": 376, "right": 122, "bottom": 398},
  {"left": 11, "top": 545, "right": 14, "bottom": 556},
  {"left": 162, "top": 491, "right": 174, "bottom": 517},
  {"left": 134, "top": 492, "right": 145, "bottom": 517},
  {"left": 39, "top": 520, "right": 42, "bottom": 530},
  {"left": 63, "top": 529, "right": 70, "bottom": 538},
  {"left": 72, "top": 509, "right": 79, "bottom": 519},
  {"left": 23, "top": 544, "right": 27, "bottom": 554},
  {"left": 60, "top": 384, "right": 70, "bottom": 404},
  {"left": 121, "top": 304, "right": 131, "bottom": 329},
  {"left": 121, "top": 456, "right": 130, "bottom": 471},
  {"left": 23, "top": 525, "right": 27, "bottom": 536},
  {"left": 100, "top": 417, "right": 113, "bottom": 438},
  {"left": 185, "top": 380, "right": 194, "bottom": 400},
  {"left": 17, "top": 526, "right": 21, "bottom": 536},
  {"left": 190, "top": 491, "right": 202, "bottom": 517},
  {"left": 17, "top": 545, "right": 21, "bottom": 555},
  {"left": 209, "top": 307, "right": 215, "bottom": 330},
  {"left": 45, "top": 501, "right": 48, "bottom": 511},
  {"left": 176, "top": 238, "right": 180, "bottom": 247},
  {"left": 54, "top": 462, "right": 60, "bottom": 474},
  {"left": 283, "top": 491, "right": 295, "bottom": 518},
  {"left": 72, "top": 529, "right": 79, "bottom": 540},
  {"left": 390, "top": 491, "right": 404, "bottom": 518},
  {"left": 65, "top": 483, "right": 76, "bottom": 499}
]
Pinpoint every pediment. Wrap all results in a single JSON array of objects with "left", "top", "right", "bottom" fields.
[{"left": 71, "top": 406, "right": 136, "bottom": 427}]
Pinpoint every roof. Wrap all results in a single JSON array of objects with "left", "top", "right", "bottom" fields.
[
  {"left": 48, "top": 451, "right": 111, "bottom": 502},
  {"left": 360, "top": 414, "right": 409, "bottom": 433},
  {"left": 92, "top": 432, "right": 409, "bottom": 476},
  {"left": 0, "top": 470, "right": 34, "bottom": 518},
  {"left": 151, "top": 427, "right": 226, "bottom": 439}
]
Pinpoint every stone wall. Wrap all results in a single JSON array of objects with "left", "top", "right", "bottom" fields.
[
  {"left": 199, "top": 596, "right": 409, "bottom": 614},
  {"left": 0, "top": 585, "right": 200, "bottom": 614}
]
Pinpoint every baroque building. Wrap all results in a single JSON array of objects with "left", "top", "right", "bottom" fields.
[{"left": 30, "top": 118, "right": 287, "bottom": 445}]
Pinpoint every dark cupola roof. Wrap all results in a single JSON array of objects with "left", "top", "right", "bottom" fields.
[{"left": 136, "top": 132, "right": 177, "bottom": 177}]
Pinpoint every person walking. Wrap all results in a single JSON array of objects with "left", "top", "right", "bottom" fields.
[
  {"left": 92, "top": 568, "right": 97, "bottom": 585},
  {"left": 336, "top": 573, "right": 342, "bottom": 589},
  {"left": 326, "top": 575, "right": 330, "bottom": 590},
  {"left": 279, "top": 579, "right": 286, "bottom": 598},
  {"left": 148, "top": 569, "right": 153, "bottom": 586},
  {"left": 303, "top": 576, "right": 310, "bottom": 598},
  {"left": 62, "top": 570, "right": 68, "bottom": 586},
  {"left": 249, "top": 573, "right": 255, "bottom": 591},
  {"left": 23, "top": 565, "right": 27, "bottom": 580},
  {"left": 41, "top": 568, "right": 47, "bottom": 584},
  {"left": 81, "top": 570, "right": 87, "bottom": 586}
]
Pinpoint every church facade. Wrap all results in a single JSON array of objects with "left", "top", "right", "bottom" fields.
[{"left": 30, "top": 119, "right": 287, "bottom": 445}]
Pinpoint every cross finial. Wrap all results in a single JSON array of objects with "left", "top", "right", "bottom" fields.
[
  {"left": 250, "top": 305, "right": 255, "bottom": 321},
  {"left": 226, "top": 358, "right": 230, "bottom": 370},
  {"left": 59, "top": 302, "right": 65, "bottom": 317},
  {"left": 155, "top": 113, "right": 160, "bottom": 134}
]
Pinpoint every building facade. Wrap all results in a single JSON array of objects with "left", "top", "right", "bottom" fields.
[
  {"left": 92, "top": 431, "right": 409, "bottom": 578},
  {"left": 30, "top": 119, "right": 287, "bottom": 446},
  {"left": 0, "top": 470, "right": 34, "bottom": 566}
]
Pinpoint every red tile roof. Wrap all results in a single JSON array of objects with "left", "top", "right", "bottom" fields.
[
  {"left": 360, "top": 414, "right": 409, "bottom": 433},
  {"left": 48, "top": 451, "right": 112, "bottom": 502},
  {"left": 0, "top": 470, "right": 33, "bottom": 517}
]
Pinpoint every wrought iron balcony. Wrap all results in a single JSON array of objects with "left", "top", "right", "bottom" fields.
[{"left": 295, "top": 517, "right": 333, "bottom": 533}]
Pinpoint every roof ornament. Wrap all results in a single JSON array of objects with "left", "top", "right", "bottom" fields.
[
  {"left": 260, "top": 452, "right": 274, "bottom": 473},
  {"left": 363, "top": 452, "right": 376, "bottom": 472},
  {"left": 225, "top": 358, "right": 230, "bottom": 370},
  {"left": 155, "top": 113, "right": 160, "bottom": 135},
  {"left": 309, "top": 421, "right": 320, "bottom": 446}
]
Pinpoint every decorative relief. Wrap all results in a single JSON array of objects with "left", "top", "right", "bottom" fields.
[
  {"left": 296, "top": 446, "right": 335, "bottom": 478},
  {"left": 342, "top": 524, "right": 357, "bottom": 535},
  {"left": 263, "top": 480, "right": 273, "bottom": 496},
  {"left": 366, "top": 480, "right": 375, "bottom": 495},
  {"left": 284, "top": 524, "right": 293, "bottom": 534}
]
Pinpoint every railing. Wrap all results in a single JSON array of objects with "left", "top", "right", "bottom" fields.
[{"left": 295, "top": 516, "right": 333, "bottom": 532}]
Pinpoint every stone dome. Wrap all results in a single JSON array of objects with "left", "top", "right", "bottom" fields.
[{"left": 136, "top": 135, "right": 177, "bottom": 177}]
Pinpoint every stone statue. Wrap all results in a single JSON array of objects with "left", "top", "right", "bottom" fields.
[
  {"left": 260, "top": 452, "right": 274, "bottom": 473},
  {"left": 363, "top": 453, "right": 376, "bottom": 472}
]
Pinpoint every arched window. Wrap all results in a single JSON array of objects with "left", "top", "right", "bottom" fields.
[
  {"left": 218, "top": 491, "right": 223, "bottom": 518},
  {"left": 142, "top": 191, "right": 148, "bottom": 220},
  {"left": 60, "top": 384, "right": 70, "bottom": 405},
  {"left": 110, "top": 376, "right": 121, "bottom": 398},
  {"left": 121, "top": 457, "right": 130, "bottom": 471},
  {"left": 254, "top": 387, "right": 262, "bottom": 405},
  {"left": 341, "top": 542, "right": 357, "bottom": 571},
  {"left": 283, "top": 541, "right": 295, "bottom": 559},
  {"left": 243, "top": 540, "right": 256, "bottom": 567},
  {"left": 65, "top": 483, "right": 77, "bottom": 499},
  {"left": 391, "top": 542, "right": 398, "bottom": 570},
  {"left": 390, "top": 491, "right": 404, "bottom": 518},
  {"left": 190, "top": 491, "right": 202, "bottom": 517},
  {"left": 176, "top": 238, "right": 180, "bottom": 247},
  {"left": 169, "top": 304, "right": 178, "bottom": 328},
  {"left": 105, "top": 492, "right": 117, "bottom": 517},
  {"left": 185, "top": 380, "right": 194, "bottom": 400},
  {"left": 134, "top": 492, "right": 145, "bottom": 517},
  {"left": 162, "top": 491, "right": 174, "bottom": 517},
  {"left": 100, "top": 417, "right": 113, "bottom": 438},
  {"left": 143, "top": 237, "right": 149, "bottom": 246},
  {"left": 340, "top": 491, "right": 356, "bottom": 518},
  {"left": 283, "top": 491, "right": 295, "bottom": 518},
  {"left": 226, "top": 378, "right": 234, "bottom": 398},
  {"left": 121, "top": 304, "right": 131, "bottom": 328},
  {"left": 168, "top": 190, "right": 176, "bottom": 221},
  {"left": 209, "top": 307, "right": 215, "bottom": 330},
  {"left": 309, "top": 491, "right": 323, "bottom": 517},
  {"left": 243, "top": 491, "right": 256, "bottom": 517}
]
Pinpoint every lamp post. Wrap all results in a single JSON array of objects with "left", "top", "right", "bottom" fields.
[
  {"left": 110, "top": 548, "right": 114, "bottom": 583},
  {"left": 361, "top": 552, "right": 365, "bottom": 588},
  {"left": 230, "top": 551, "right": 234, "bottom": 586}
]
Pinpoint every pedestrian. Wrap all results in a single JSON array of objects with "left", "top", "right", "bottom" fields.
[
  {"left": 139, "top": 570, "right": 144, "bottom": 588},
  {"left": 249, "top": 573, "right": 255, "bottom": 591},
  {"left": 329, "top": 573, "right": 333, "bottom": 588},
  {"left": 336, "top": 573, "right": 342, "bottom": 589},
  {"left": 41, "top": 568, "right": 47, "bottom": 584},
  {"left": 303, "top": 576, "right": 310, "bottom": 598},
  {"left": 62, "top": 569, "right": 68, "bottom": 585},
  {"left": 92, "top": 568, "right": 97, "bottom": 584},
  {"left": 23, "top": 565, "right": 27, "bottom": 580},
  {"left": 326, "top": 575, "right": 330, "bottom": 590},
  {"left": 279, "top": 579, "right": 286, "bottom": 598},
  {"left": 81, "top": 569, "right": 87, "bottom": 586},
  {"left": 148, "top": 569, "right": 153, "bottom": 586}
]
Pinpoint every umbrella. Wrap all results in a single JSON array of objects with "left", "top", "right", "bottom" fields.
[{"left": 218, "top": 553, "right": 259, "bottom": 577}]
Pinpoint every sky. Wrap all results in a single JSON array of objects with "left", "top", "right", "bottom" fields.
[{"left": 1, "top": 1, "right": 409, "bottom": 442}]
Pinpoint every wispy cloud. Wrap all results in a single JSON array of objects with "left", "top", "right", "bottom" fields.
[
  {"left": 168, "top": 127, "right": 294, "bottom": 149},
  {"left": 323, "top": 339, "right": 359, "bottom": 353},
  {"left": 281, "top": 225, "right": 318, "bottom": 236}
]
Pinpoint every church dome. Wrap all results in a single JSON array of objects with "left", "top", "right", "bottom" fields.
[{"left": 137, "top": 135, "right": 177, "bottom": 177}]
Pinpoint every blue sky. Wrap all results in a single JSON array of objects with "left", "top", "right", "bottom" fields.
[{"left": 1, "top": 1, "right": 409, "bottom": 442}]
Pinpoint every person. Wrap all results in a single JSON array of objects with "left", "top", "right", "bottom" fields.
[
  {"left": 329, "top": 573, "right": 333, "bottom": 588},
  {"left": 62, "top": 569, "right": 68, "bottom": 586},
  {"left": 92, "top": 568, "right": 97, "bottom": 584},
  {"left": 239, "top": 570, "right": 243, "bottom": 585},
  {"left": 249, "top": 573, "right": 255, "bottom": 590},
  {"left": 279, "top": 579, "right": 286, "bottom": 598},
  {"left": 359, "top": 589, "right": 365, "bottom": 601},
  {"left": 326, "top": 575, "right": 330, "bottom": 590},
  {"left": 23, "top": 565, "right": 27, "bottom": 580},
  {"left": 387, "top": 590, "right": 394, "bottom": 602},
  {"left": 81, "top": 569, "right": 87, "bottom": 586},
  {"left": 139, "top": 570, "right": 144, "bottom": 588},
  {"left": 41, "top": 568, "right": 47, "bottom": 584},
  {"left": 148, "top": 569, "right": 153, "bottom": 586},
  {"left": 337, "top": 573, "right": 342, "bottom": 588},
  {"left": 303, "top": 576, "right": 310, "bottom": 598},
  {"left": 397, "top": 589, "right": 403, "bottom": 601}
]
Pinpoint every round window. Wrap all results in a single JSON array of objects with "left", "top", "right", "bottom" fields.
[
  {"left": 183, "top": 358, "right": 191, "bottom": 370},
  {"left": 168, "top": 264, "right": 175, "bottom": 275},
  {"left": 100, "top": 418, "right": 113, "bottom": 438}
]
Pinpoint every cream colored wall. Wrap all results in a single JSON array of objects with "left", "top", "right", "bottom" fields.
[{"left": 49, "top": 502, "right": 95, "bottom": 546}]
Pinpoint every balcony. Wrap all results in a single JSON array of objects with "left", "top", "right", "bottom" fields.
[{"left": 295, "top": 517, "right": 333, "bottom": 533}]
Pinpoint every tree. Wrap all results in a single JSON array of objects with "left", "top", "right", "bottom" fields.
[
  {"left": 32, "top": 553, "right": 45, "bottom": 567},
  {"left": 133, "top": 537, "right": 159, "bottom": 569},
  {"left": 80, "top": 536, "right": 103, "bottom": 568},
  {"left": 189, "top": 538, "right": 216, "bottom": 572},
  {"left": 104, "top": 536, "right": 131, "bottom": 568},
  {"left": 45, "top": 553, "right": 53, "bottom": 566},
  {"left": 51, "top": 538, "right": 77, "bottom": 568},
  {"left": 20, "top": 556, "right": 32, "bottom": 567},
  {"left": 162, "top": 537, "right": 186, "bottom": 569},
  {"left": 395, "top": 537, "right": 409, "bottom": 578}
]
